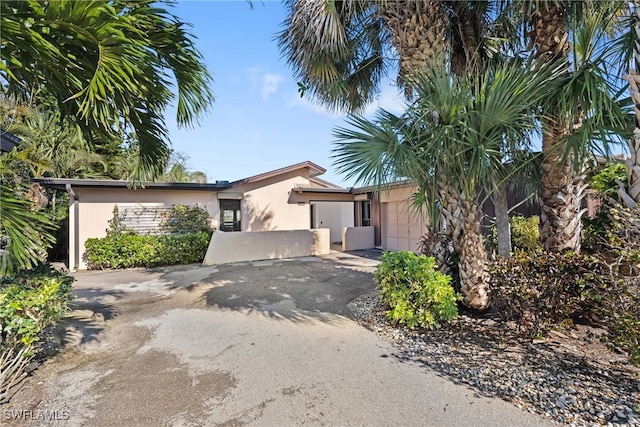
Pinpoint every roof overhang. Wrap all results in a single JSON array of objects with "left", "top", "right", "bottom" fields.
[
  {"left": 230, "top": 161, "right": 326, "bottom": 186},
  {"left": 289, "top": 186, "right": 355, "bottom": 204},
  {"left": 34, "top": 178, "right": 232, "bottom": 191}
]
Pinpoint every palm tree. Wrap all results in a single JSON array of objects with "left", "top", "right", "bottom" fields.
[
  {"left": 277, "top": 0, "right": 496, "bottom": 112},
  {"left": 525, "top": 0, "right": 628, "bottom": 251},
  {"left": 1, "top": 0, "right": 214, "bottom": 181},
  {"left": 619, "top": 0, "right": 640, "bottom": 207},
  {"left": 333, "top": 60, "right": 558, "bottom": 310}
]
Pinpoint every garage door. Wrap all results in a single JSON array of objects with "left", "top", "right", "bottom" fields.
[{"left": 382, "top": 201, "right": 427, "bottom": 252}]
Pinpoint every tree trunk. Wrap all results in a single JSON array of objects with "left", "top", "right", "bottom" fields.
[
  {"left": 492, "top": 182, "right": 511, "bottom": 257},
  {"left": 378, "top": 0, "right": 448, "bottom": 91},
  {"left": 624, "top": 68, "right": 640, "bottom": 206},
  {"left": 532, "top": 3, "right": 586, "bottom": 252},
  {"left": 629, "top": 1, "right": 640, "bottom": 205},
  {"left": 440, "top": 185, "right": 490, "bottom": 311},
  {"left": 539, "top": 118, "right": 587, "bottom": 251}
]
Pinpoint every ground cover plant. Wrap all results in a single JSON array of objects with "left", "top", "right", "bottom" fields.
[{"left": 0, "top": 265, "right": 73, "bottom": 402}]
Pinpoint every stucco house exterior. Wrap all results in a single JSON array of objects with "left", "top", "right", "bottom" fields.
[
  {"left": 36, "top": 159, "right": 544, "bottom": 270},
  {"left": 36, "top": 161, "right": 351, "bottom": 270}
]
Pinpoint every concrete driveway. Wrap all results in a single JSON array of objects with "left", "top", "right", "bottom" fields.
[{"left": 13, "top": 252, "right": 551, "bottom": 426}]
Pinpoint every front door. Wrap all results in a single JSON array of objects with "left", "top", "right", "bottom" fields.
[{"left": 220, "top": 200, "right": 241, "bottom": 232}]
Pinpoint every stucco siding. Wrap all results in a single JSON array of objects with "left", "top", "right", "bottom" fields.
[
  {"left": 72, "top": 187, "right": 219, "bottom": 270},
  {"left": 229, "top": 170, "right": 312, "bottom": 231}
]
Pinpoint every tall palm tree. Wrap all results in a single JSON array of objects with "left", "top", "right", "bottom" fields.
[
  {"left": 1, "top": 0, "right": 214, "bottom": 181},
  {"left": 620, "top": 0, "right": 640, "bottom": 207},
  {"left": 333, "top": 60, "right": 558, "bottom": 310},
  {"left": 525, "top": 0, "right": 627, "bottom": 251},
  {"left": 277, "top": 0, "right": 495, "bottom": 112}
]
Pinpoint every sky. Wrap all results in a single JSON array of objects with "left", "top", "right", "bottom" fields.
[{"left": 164, "top": 1, "right": 405, "bottom": 187}]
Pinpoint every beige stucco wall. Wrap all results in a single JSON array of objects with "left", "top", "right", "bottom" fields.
[
  {"left": 342, "top": 226, "right": 375, "bottom": 251},
  {"left": 72, "top": 187, "right": 219, "bottom": 270},
  {"left": 202, "top": 228, "right": 330, "bottom": 265},
  {"left": 226, "top": 170, "right": 311, "bottom": 231}
]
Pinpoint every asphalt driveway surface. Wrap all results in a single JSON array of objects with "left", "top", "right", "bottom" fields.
[{"left": 10, "top": 252, "right": 552, "bottom": 426}]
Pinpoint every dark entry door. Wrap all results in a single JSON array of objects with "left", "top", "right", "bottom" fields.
[{"left": 220, "top": 200, "right": 241, "bottom": 231}]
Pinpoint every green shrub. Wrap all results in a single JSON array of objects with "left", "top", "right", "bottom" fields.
[
  {"left": 0, "top": 265, "right": 74, "bottom": 401},
  {"left": 510, "top": 215, "right": 540, "bottom": 253},
  {"left": 590, "top": 162, "right": 627, "bottom": 200},
  {"left": 85, "top": 232, "right": 210, "bottom": 269},
  {"left": 375, "top": 251, "right": 459, "bottom": 329},
  {"left": 162, "top": 204, "right": 212, "bottom": 234},
  {"left": 596, "top": 277, "right": 640, "bottom": 366},
  {"left": 583, "top": 204, "right": 640, "bottom": 276},
  {"left": 489, "top": 251, "right": 614, "bottom": 337}
]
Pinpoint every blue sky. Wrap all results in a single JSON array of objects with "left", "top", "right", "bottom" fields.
[{"left": 164, "top": 1, "right": 404, "bottom": 187}]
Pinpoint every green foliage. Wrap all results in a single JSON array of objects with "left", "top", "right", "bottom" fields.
[
  {"left": 0, "top": 184, "right": 55, "bottom": 276},
  {"left": 489, "top": 251, "right": 640, "bottom": 366},
  {"left": 1, "top": 0, "right": 214, "bottom": 181},
  {"left": 162, "top": 204, "right": 212, "bottom": 234},
  {"left": 106, "top": 205, "right": 135, "bottom": 237},
  {"left": 589, "top": 162, "right": 627, "bottom": 200},
  {"left": 0, "top": 265, "right": 73, "bottom": 349},
  {"left": 0, "top": 264, "right": 73, "bottom": 401},
  {"left": 510, "top": 215, "right": 541, "bottom": 253},
  {"left": 85, "top": 204, "right": 212, "bottom": 269},
  {"left": 375, "top": 251, "right": 459, "bottom": 329},
  {"left": 84, "top": 232, "right": 211, "bottom": 269},
  {"left": 595, "top": 277, "right": 640, "bottom": 366},
  {"left": 583, "top": 204, "right": 640, "bottom": 276},
  {"left": 489, "top": 252, "right": 614, "bottom": 337}
]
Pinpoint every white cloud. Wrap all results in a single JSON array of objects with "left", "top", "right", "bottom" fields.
[
  {"left": 261, "top": 73, "right": 283, "bottom": 100},
  {"left": 286, "top": 92, "right": 343, "bottom": 118}
]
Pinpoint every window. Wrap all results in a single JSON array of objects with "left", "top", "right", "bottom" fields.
[
  {"left": 220, "top": 200, "right": 241, "bottom": 231},
  {"left": 361, "top": 200, "right": 371, "bottom": 226}
]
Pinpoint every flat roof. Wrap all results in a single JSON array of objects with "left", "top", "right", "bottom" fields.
[{"left": 34, "top": 178, "right": 232, "bottom": 191}]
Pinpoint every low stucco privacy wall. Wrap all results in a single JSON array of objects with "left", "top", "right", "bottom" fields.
[
  {"left": 203, "top": 229, "right": 330, "bottom": 265},
  {"left": 342, "top": 226, "right": 375, "bottom": 251}
]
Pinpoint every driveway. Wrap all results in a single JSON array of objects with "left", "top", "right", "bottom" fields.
[{"left": 9, "top": 252, "right": 551, "bottom": 426}]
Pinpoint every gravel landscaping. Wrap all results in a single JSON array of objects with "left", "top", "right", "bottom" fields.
[{"left": 348, "top": 292, "right": 640, "bottom": 426}]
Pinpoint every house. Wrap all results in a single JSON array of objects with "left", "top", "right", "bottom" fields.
[
  {"left": 36, "top": 161, "right": 352, "bottom": 270},
  {"left": 36, "top": 160, "right": 542, "bottom": 270}
]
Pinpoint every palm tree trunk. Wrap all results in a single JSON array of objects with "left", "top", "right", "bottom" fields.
[
  {"left": 533, "top": 2, "right": 585, "bottom": 251},
  {"left": 440, "top": 185, "right": 490, "bottom": 311},
  {"left": 378, "top": 0, "right": 447, "bottom": 90},
  {"left": 624, "top": 71, "right": 640, "bottom": 206},
  {"left": 624, "top": 24, "right": 640, "bottom": 206},
  {"left": 492, "top": 182, "right": 511, "bottom": 257},
  {"left": 539, "top": 118, "right": 587, "bottom": 251}
]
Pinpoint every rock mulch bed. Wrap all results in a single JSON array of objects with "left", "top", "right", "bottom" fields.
[{"left": 348, "top": 293, "right": 640, "bottom": 426}]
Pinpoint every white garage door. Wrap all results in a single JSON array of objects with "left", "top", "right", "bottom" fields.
[{"left": 383, "top": 201, "right": 427, "bottom": 252}]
